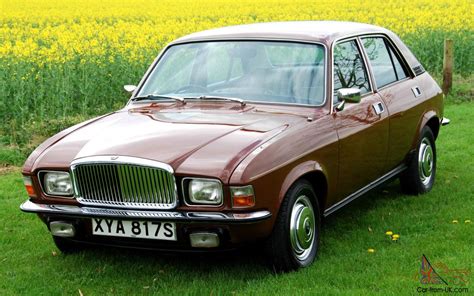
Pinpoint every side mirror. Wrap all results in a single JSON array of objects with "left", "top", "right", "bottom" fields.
[
  {"left": 335, "top": 88, "right": 361, "bottom": 111},
  {"left": 123, "top": 85, "right": 137, "bottom": 94}
]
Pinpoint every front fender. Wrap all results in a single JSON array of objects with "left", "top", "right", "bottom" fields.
[{"left": 277, "top": 160, "right": 327, "bottom": 211}]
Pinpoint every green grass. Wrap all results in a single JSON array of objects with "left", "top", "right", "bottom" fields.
[{"left": 1, "top": 102, "right": 472, "bottom": 295}]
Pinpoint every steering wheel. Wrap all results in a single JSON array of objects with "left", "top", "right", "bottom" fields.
[{"left": 175, "top": 85, "right": 208, "bottom": 94}]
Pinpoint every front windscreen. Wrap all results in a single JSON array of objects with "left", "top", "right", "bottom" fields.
[{"left": 138, "top": 41, "right": 326, "bottom": 106}]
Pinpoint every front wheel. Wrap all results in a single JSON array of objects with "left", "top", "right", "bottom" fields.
[
  {"left": 400, "top": 126, "right": 437, "bottom": 194},
  {"left": 266, "top": 180, "right": 320, "bottom": 272}
]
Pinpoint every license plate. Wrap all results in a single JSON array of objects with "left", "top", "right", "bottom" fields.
[{"left": 91, "top": 218, "right": 177, "bottom": 241}]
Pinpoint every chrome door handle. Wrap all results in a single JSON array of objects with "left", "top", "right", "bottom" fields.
[
  {"left": 412, "top": 86, "right": 422, "bottom": 97},
  {"left": 372, "top": 102, "right": 385, "bottom": 115}
]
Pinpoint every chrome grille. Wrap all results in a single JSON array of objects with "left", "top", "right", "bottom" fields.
[{"left": 71, "top": 157, "right": 177, "bottom": 209}]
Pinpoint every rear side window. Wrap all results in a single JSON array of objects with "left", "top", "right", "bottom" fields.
[
  {"left": 333, "top": 40, "right": 371, "bottom": 96},
  {"left": 362, "top": 37, "right": 408, "bottom": 88}
]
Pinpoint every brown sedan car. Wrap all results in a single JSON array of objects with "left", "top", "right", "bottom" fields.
[{"left": 21, "top": 21, "right": 449, "bottom": 271}]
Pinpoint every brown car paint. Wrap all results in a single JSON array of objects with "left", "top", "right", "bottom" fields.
[{"left": 21, "top": 21, "right": 444, "bottom": 247}]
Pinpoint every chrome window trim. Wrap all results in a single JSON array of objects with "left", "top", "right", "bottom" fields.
[
  {"left": 374, "top": 76, "right": 412, "bottom": 92},
  {"left": 356, "top": 37, "right": 376, "bottom": 94},
  {"left": 37, "top": 170, "right": 75, "bottom": 199},
  {"left": 359, "top": 33, "right": 415, "bottom": 78},
  {"left": 129, "top": 38, "right": 328, "bottom": 108},
  {"left": 330, "top": 31, "right": 416, "bottom": 113},
  {"left": 181, "top": 177, "right": 224, "bottom": 208},
  {"left": 330, "top": 36, "right": 375, "bottom": 108},
  {"left": 359, "top": 35, "right": 413, "bottom": 90},
  {"left": 70, "top": 156, "right": 178, "bottom": 209}
]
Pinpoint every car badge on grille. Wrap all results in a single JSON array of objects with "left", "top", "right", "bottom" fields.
[{"left": 110, "top": 156, "right": 119, "bottom": 160}]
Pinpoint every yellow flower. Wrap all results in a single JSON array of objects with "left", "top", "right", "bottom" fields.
[
  {"left": 367, "top": 248, "right": 375, "bottom": 253},
  {"left": 1, "top": 0, "right": 472, "bottom": 64},
  {"left": 465, "top": 220, "right": 471, "bottom": 224},
  {"left": 392, "top": 234, "right": 400, "bottom": 241},
  {"left": 385, "top": 231, "right": 393, "bottom": 236},
  {"left": 452, "top": 220, "right": 459, "bottom": 224}
]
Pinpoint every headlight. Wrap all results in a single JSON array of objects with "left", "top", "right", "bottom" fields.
[
  {"left": 185, "top": 178, "right": 223, "bottom": 205},
  {"left": 42, "top": 171, "right": 73, "bottom": 196}
]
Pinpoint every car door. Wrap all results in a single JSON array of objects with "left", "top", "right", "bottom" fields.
[
  {"left": 360, "top": 36, "right": 424, "bottom": 170},
  {"left": 333, "top": 38, "right": 390, "bottom": 200}
]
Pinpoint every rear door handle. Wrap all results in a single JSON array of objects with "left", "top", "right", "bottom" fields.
[
  {"left": 372, "top": 102, "right": 385, "bottom": 115},
  {"left": 412, "top": 86, "right": 422, "bottom": 97}
]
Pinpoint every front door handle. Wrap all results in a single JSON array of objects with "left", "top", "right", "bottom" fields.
[{"left": 372, "top": 102, "right": 385, "bottom": 115}]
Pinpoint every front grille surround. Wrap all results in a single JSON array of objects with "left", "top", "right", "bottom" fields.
[{"left": 70, "top": 156, "right": 177, "bottom": 209}]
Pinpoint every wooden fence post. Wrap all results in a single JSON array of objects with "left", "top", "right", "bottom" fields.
[{"left": 442, "top": 39, "right": 453, "bottom": 95}]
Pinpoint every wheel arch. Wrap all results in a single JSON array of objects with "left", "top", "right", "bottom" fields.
[
  {"left": 278, "top": 161, "right": 328, "bottom": 216},
  {"left": 425, "top": 115, "right": 440, "bottom": 140},
  {"left": 413, "top": 110, "right": 440, "bottom": 150}
]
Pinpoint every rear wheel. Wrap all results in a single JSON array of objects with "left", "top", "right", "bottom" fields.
[
  {"left": 400, "top": 126, "right": 436, "bottom": 194},
  {"left": 266, "top": 180, "right": 320, "bottom": 272}
]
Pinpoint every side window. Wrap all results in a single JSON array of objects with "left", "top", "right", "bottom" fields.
[
  {"left": 362, "top": 37, "right": 408, "bottom": 89},
  {"left": 388, "top": 45, "right": 408, "bottom": 80},
  {"left": 333, "top": 40, "right": 371, "bottom": 100}
]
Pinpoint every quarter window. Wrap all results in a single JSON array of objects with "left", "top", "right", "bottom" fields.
[
  {"left": 362, "top": 37, "right": 408, "bottom": 88},
  {"left": 333, "top": 40, "right": 371, "bottom": 99}
]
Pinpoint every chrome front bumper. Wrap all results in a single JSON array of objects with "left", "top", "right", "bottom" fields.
[
  {"left": 20, "top": 200, "right": 271, "bottom": 223},
  {"left": 441, "top": 117, "right": 450, "bottom": 126}
]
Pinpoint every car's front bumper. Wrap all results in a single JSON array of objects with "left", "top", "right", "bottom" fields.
[
  {"left": 20, "top": 200, "right": 271, "bottom": 223},
  {"left": 20, "top": 200, "right": 273, "bottom": 251}
]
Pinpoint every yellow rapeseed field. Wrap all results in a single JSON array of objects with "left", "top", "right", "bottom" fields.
[
  {"left": 1, "top": 0, "right": 473, "bottom": 64},
  {"left": 1, "top": 0, "right": 472, "bottom": 147}
]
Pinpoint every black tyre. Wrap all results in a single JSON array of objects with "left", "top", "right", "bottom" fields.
[
  {"left": 53, "top": 236, "right": 83, "bottom": 254},
  {"left": 266, "top": 180, "right": 321, "bottom": 272},
  {"left": 400, "top": 126, "right": 436, "bottom": 194}
]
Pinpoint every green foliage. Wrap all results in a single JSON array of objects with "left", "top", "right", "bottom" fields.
[
  {"left": 1, "top": 57, "right": 147, "bottom": 147},
  {"left": 402, "top": 30, "right": 473, "bottom": 76},
  {"left": 1, "top": 30, "right": 472, "bottom": 150},
  {"left": 0, "top": 146, "right": 24, "bottom": 166},
  {"left": 446, "top": 75, "right": 474, "bottom": 104}
]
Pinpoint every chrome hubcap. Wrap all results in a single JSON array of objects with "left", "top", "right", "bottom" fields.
[
  {"left": 290, "top": 195, "right": 315, "bottom": 261},
  {"left": 418, "top": 137, "right": 434, "bottom": 185}
]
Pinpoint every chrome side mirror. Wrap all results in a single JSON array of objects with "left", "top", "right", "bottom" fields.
[
  {"left": 123, "top": 85, "right": 137, "bottom": 94},
  {"left": 337, "top": 88, "right": 361, "bottom": 103},
  {"left": 335, "top": 88, "right": 361, "bottom": 111}
]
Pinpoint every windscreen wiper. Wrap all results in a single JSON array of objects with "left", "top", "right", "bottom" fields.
[
  {"left": 193, "top": 95, "right": 246, "bottom": 106},
  {"left": 132, "top": 94, "right": 186, "bottom": 104}
]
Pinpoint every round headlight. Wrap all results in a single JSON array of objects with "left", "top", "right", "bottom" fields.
[{"left": 43, "top": 171, "right": 73, "bottom": 196}]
